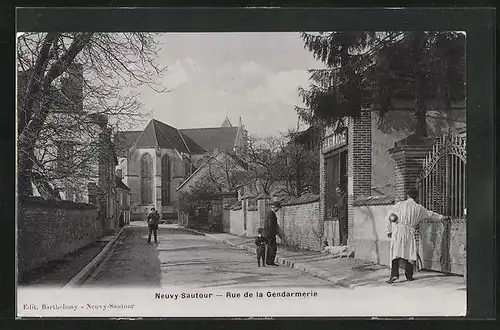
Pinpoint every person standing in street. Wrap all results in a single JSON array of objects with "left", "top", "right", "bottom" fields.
[
  {"left": 386, "top": 189, "right": 450, "bottom": 283},
  {"left": 147, "top": 207, "right": 160, "bottom": 244},
  {"left": 264, "top": 201, "right": 282, "bottom": 266}
]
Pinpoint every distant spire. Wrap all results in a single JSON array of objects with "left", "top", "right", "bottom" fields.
[{"left": 221, "top": 115, "right": 232, "bottom": 128}]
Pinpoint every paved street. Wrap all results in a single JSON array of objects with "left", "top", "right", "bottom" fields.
[{"left": 85, "top": 221, "right": 339, "bottom": 289}]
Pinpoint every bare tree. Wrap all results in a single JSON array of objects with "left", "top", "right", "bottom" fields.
[
  {"left": 238, "top": 130, "right": 320, "bottom": 198},
  {"left": 17, "top": 32, "right": 167, "bottom": 197},
  {"left": 203, "top": 152, "right": 247, "bottom": 194},
  {"left": 278, "top": 128, "right": 320, "bottom": 197},
  {"left": 238, "top": 135, "right": 286, "bottom": 196}
]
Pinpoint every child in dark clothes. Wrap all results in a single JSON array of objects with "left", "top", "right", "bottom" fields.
[{"left": 255, "top": 228, "right": 267, "bottom": 267}]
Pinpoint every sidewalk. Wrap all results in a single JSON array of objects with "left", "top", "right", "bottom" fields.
[
  {"left": 18, "top": 229, "right": 123, "bottom": 287},
  {"left": 177, "top": 225, "right": 466, "bottom": 290}
]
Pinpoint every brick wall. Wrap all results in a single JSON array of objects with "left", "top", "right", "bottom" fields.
[
  {"left": 389, "top": 137, "right": 436, "bottom": 201},
  {"left": 278, "top": 195, "right": 322, "bottom": 252},
  {"left": 17, "top": 197, "right": 100, "bottom": 274},
  {"left": 347, "top": 109, "right": 372, "bottom": 249}
]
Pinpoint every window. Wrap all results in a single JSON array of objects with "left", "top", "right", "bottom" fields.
[
  {"left": 140, "top": 153, "right": 153, "bottom": 204},
  {"left": 161, "top": 155, "right": 171, "bottom": 206}
]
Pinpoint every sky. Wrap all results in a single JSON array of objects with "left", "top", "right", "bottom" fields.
[{"left": 133, "top": 33, "right": 323, "bottom": 137}]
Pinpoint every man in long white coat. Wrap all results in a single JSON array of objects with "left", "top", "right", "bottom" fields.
[{"left": 386, "top": 189, "right": 449, "bottom": 283}]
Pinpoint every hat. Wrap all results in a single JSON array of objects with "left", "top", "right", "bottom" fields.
[{"left": 271, "top": 201, "right": 281, "bottom": 208}]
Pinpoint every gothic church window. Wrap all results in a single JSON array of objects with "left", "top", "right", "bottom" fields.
[
  {"left": 161, "top": 155, "right": 171, "bottom": 206},
  {"left": 140, "top": 153, "right": 153, "bottom": 204}
]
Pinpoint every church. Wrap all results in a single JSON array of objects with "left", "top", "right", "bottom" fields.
[{"left": 114, "top": 116, "right": 248, "bottom": 221}]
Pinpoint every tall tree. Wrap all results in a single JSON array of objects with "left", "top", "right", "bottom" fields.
[
  {"left": 296, "top": 31, "right": 376, "bottom": 132},
  {"left": 278, "top": 128, "right": 320, "bottom": 197},
  {"left": 17, "top": 33, "right": 166, "bottom": 197},
  {"left": 369, "top": 31, "right": 465, "bottom": 137},
  {"left": 297, "top": 31, "right": 465, "bottom": 137}
]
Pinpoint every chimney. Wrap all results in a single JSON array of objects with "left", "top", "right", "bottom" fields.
[{"left": 116, "top": 168, "right": 122, "bottom": 179}]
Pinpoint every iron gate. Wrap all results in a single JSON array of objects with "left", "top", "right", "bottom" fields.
[{"left": 415, "top": 131, "right": 467, "bottom": 275}]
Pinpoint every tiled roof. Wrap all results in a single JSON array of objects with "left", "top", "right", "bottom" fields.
[
  {"left": 179, "top": 132, "right": 207, "bottom": 154},
  {"left": 353, "top": 195, "right": 395, "bottom": 206},
  {"left": 180, "top": 127, "right": 238, "bottom": 152},
  {"left": 281, "top": 194, "right": 320, "bottom": 206},
  {"left": 115, "top": 120, "right": 236, "bottom": 156},
  {"left": 130, "top": 119, "right": 207, "bottom": 154}
]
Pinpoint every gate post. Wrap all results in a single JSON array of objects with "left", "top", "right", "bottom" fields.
[
  {"left": 347, "top": 109, "right": 372, "bottom": 251},
  {"left": 257, "top": 193, "right": 270, "bottom": 229},
  {"left": 389, "top": 135, "right": 437, "bottom": 271},
  {"left": 388, "top": 135, "right": 437, "bottom": 202}
]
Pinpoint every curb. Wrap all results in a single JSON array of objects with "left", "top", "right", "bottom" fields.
[
  {"left": 178, "top": 226, "right": 353, "bottom": 288},
  {"left": 64, "top": 227, "right": 124, "bottom": 288}
]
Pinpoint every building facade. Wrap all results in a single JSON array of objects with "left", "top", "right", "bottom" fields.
[
  {"left": 320, "top": 108, "right": 467, "bottom": 249},
  {"left": 19, "top": 64, "right": 121, "bottom": 233}
]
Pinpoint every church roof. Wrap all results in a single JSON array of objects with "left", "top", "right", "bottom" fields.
[
  {"left": 115, "top": 119, "right": 241, "bottom": 156},
  {"left": 180, "top": 127, "right": 238, "bottom": 152},
  {"left": 133, "top": 119, "right": 206, "bottom": 154}
]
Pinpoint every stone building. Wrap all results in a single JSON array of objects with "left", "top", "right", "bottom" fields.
[
  {"left": 18, "top": 64, "right": 120, "bottom": 233},
  {"left": 320, "top": 107, "right": 466, "bottom": 251},
  {"left": 114, "top": 116, "right": 248, "bottom": 221}
]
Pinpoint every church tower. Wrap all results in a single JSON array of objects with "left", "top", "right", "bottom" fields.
[
  {"left": 221, "top": 115, "right": 232, "bottom": 128},
  {"left": 234, "top": 116, "right": 248, "bottom": 155}
]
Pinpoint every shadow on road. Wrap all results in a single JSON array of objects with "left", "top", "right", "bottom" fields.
[{"left": 86, "top": 224, "right": 164, "bottom": 287}]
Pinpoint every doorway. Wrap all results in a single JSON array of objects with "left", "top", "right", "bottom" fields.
[{"left": 325, "top": 148, "right": 348, "bottom": 245}]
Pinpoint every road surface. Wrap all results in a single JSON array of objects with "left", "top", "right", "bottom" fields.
[{"left": 85, "top": 221, "right": 339, "bottom": 289}]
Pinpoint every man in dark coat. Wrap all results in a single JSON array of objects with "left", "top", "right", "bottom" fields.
[
  {"left": 264, "top": 201, "right": 282, "bottom": 266},
  {"left": 147, "top": 207, "right": 160, "bottom": 244}
]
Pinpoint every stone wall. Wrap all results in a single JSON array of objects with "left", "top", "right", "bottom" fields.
[
  {"left": 222, "top": 209, "right": 231, "bottom": 233},
  {"left": 229, "top": 203, "right": 245, "bottom": 236},
  {"left": 352, "top": 196, "right": 395, "bottom": 266},
  {"left": 246, "top": 208, "right": 260, "bottom": 238},
  {"left": 278, "top": 194, "right": 322, "bottom": 252},
  {"left": 17, "top": 197, "right": 100, "bottom": 274}
]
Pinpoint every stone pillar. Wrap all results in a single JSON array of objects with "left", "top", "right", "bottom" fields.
[
  {"left": 257, "top": 194, "right": 270, "bottom": 228},
  {"left": 347, "top": 109, "right": 372, "bottom": 250},
  {"left": 388, "top": 135, "right": 436, "bottom": 202}
]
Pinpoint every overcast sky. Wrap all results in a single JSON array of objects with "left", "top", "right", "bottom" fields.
[{"left": 133, "top": 33, "right": 323, "bottom": 137}]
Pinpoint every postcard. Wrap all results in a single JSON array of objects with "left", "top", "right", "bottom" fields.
[{"left": 16, "top": 12, "right": 468, "bottom": 318}]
